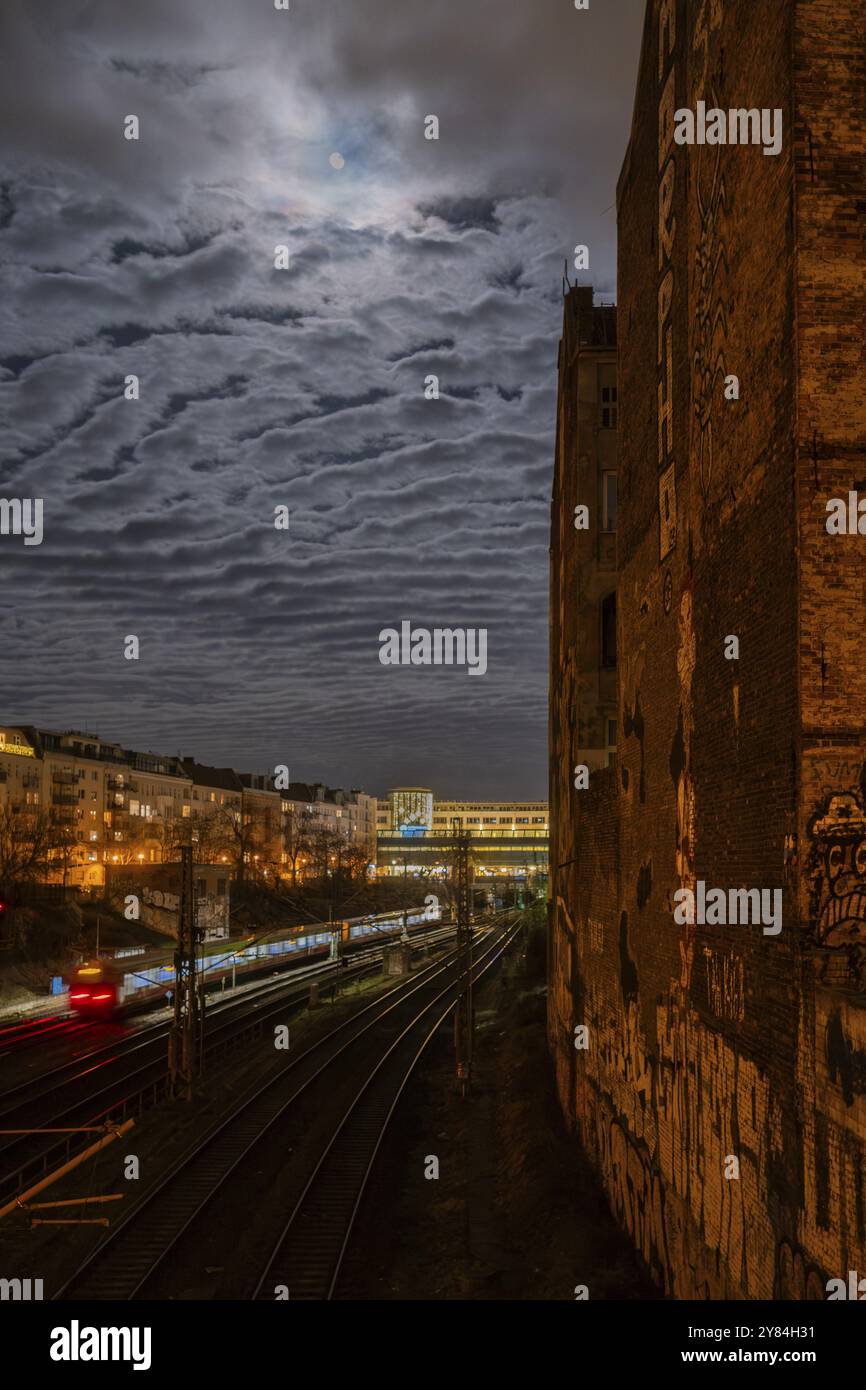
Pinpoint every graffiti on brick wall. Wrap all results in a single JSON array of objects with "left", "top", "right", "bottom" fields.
[
  {"left": 692, "top": 0, "right": 724, "bottom": 93},
  {"left": 598, "top": 1115, "right": 670, "bottom": 1288},
  {"left": 825, "top": 1007, "right": 866, "bottom": 1106},
  {"left": 703, "top": 945, "right": 745, "bottom": 1021},
  {"left": 582, "top": 967, "right": 780, "bottom": 1297},
  {"left": 807, "top": 767, "right": 866, "bottom": 949},
  {"left": 775, "top": 1240, "right": 827, "bottom": 1301}
]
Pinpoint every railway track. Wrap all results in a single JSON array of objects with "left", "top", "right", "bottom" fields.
[
  {"left": 0, "top": 1015, "right": 96, "bottom": 1056},
  {"left": 54, "top": 912, "right": 520, "bottom": 1301},
  {"left": 0, "top": 923, "right": 456, "bottom": 1205},
  {"left": 255, "top": 916, "right": 522, "bottom": 1301}
]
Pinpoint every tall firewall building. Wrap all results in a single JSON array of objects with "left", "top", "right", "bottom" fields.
[{"left": 549, "top": 0, "right": 866, "bottom": 1299}]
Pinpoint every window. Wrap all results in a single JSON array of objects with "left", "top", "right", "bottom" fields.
[
  {"left": 600, "top": 384, "right": 618, "bottom": 429},
  {"left": 606, "top": 717, "right": 618, "bottom": 768},
  {"left": 602, "top": 472, "right": 618, "bottom": 531},
  {"left": 601, "top": 592, "right": 617, "bottom": 668},
  {"left": 217, "top": 879, "right": 226, "bottom": 896}
]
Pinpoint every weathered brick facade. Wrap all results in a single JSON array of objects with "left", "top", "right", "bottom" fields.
[{"left": 549, "top": 0, "right": 866, "bottom": 1299}]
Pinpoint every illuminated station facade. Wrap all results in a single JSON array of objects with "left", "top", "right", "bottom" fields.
[{"left": 376, "top": 787, "right": 548, "bottom": 883}]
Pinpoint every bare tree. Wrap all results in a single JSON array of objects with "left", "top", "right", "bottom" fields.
[
  {"left": 199, "top": 804, "right": 265, "bottom": 884},
  {"left": 307, "top": 822, "right": 341, "bottom": 882},
  {"left": 282, "top": 806, "right": 317, "bottom": 885},
  {"left": 0, "top": 806, "right": 73, "bottom": 893},
  {"left": 331, "top": 838, "right": 370, "bottom": 892}
]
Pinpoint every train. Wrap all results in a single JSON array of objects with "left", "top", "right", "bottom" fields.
[
  {"left": 68, "top": 959, "right": 121, "bottom": 1016},
  {"left": 67, "top": 906, "right": 443, "bottom": 1018}
]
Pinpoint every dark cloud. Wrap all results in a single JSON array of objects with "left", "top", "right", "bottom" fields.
[
  {"left": 0, "top": 0, "right": 644, "bottom": 797},
  {"left": 419, "top": 197, "right": 501, "bottom": 232}
]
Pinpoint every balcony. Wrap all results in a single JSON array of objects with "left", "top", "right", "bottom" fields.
[
  {"left": 52, "top": 793, "right": 79, "bottom": 806},
  {"left": 108, "top": 777, "right": 138, "bottom": 793}
]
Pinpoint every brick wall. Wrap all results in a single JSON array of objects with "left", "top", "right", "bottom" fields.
[{"left": 549, "top": 0, "right": 866, "bottom": 1299}]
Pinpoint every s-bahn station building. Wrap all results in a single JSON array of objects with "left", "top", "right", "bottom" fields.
[{"left": 376, "top": 788, "right": 548, "bottom": 881}]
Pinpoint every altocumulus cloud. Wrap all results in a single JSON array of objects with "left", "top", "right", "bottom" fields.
[{"left": 0, "top": 0, "right": 643, "bottom": 796}]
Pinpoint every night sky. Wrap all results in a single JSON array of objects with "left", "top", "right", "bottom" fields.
[{"left": 0, "top": 0, "right": 644, "bottom": 800}]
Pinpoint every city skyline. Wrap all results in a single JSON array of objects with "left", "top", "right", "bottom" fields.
[
  {"left": 0, "top": 0, "right": 645, "bottom": 799},
  {"left": 0, "top": 717, "right": 551, "bottom": 805}
]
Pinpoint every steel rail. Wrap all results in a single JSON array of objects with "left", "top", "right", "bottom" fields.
[
  {"left": 254, "top": 915, "right": 523, "bottom": 1301},
  {"left": 52, "top": 916, "right": 511, "bottom": 1300}
]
